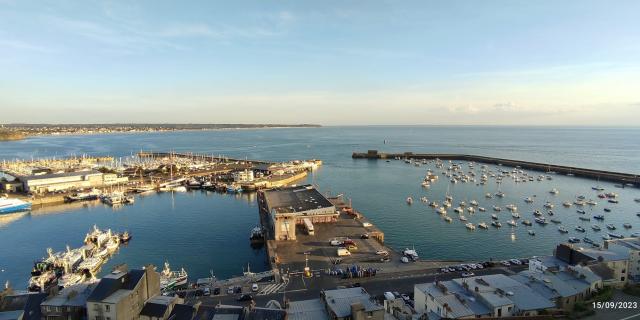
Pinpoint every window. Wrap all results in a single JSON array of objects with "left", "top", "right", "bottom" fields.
[
  {"left": 105, "top": 305, "right": 110, "bottom": 312},
  {"left": 621, "top": 277, "right": 625, "bottom": 281},
  {"left": 622, "top": 269, "right": 626, "bottom": 273}
]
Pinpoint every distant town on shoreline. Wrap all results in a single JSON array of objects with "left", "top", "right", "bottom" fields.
[{"left": 0, "top": 123, "right": 321, "bottom": 141}]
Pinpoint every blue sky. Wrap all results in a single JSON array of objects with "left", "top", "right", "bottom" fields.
[{"left": 1, "top": 1, "right": 639, "bottom": 125}]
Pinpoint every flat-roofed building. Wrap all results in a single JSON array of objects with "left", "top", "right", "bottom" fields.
[
  {"left": 258, "top": 185, "right": 337, "bottom": 241},
  {"left": 19, "top": 171, "right": 128, "bottom": 194},
  {"left": 605, "top": 237, "right": 640, "bottom": 283},
  {"left": 321, "top": 287, "right": 384, "bottom": 320}
]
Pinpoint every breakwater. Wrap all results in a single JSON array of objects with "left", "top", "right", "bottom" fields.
[{"left": 352, "top": 150, "right": 639, "bottom": 185}]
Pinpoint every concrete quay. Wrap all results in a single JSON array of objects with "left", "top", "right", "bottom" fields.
[{"left": 353, "top": 150, "right": 640, "bottom": 185}]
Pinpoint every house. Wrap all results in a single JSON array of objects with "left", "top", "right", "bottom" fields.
[
  {"left": 287, "top": 298, "right": 328, "bottom": 320},
  {"left": 0, "top": 291, "right": 47, "bottom": 320},
  {"left": 321, "top": 287, "right": 384, "bottom": 320},
  {"left": 40, "top": 281, "right": 98, "bottom": 320},
  {"left": 605, "top": 237, "right": 640, "bottom": 283},
  {"left": 139, "top": 296, "right": 182, "bottom": 320},
  {"left": 86, "top": 266, "right": 160, "bottom": 320}
]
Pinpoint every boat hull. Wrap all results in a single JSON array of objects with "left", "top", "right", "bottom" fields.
[{"left": 0, "top": 202, "right": 31, "bottom": 214}]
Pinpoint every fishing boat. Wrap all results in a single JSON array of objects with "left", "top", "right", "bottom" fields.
[
  {"left": 250, "top": 226, "right": 265, "bottom": 243},
  {"left": 623, "top": 223, "right": 632, "bottom": 229},
  {"left": 592, "top": 225, "right": 601, "bottom": 231},
  {"left": 606, "top": 224, "right": 616, "bottom": 230},
  {"left": 558, "top": 226, "right": 569, "bottom": 233},
  {"left": 465, "top": 223, "right": 476, "bottom": 230},
  {"left": 478, "top": 222, "right": 488, "bottom": 229},
  {"left": 77, "top": 257, "right": 103, "bottom": 275},
  {"left": 402, "top": 248, "right": 419, "bottom": 261},
  {"left": 575, "top": 226, "right": 586, "bottom": 233},
  {"left": 491, "top": 221, "right": 502, "bottom": 228},
  {"left": 160, "top": 262, "right": 188, "bottom": 292},
  {"left": 583, "top": 237, "right": 594, "bottom": 244},
  {"left": 443, "top": 216, "right": 453, "bottom": 223},
  {"left": 594, "top": 215, "right": 605, "bottom": 220},
  {"left": 65, "top": 190, "right": 101, "bottom": 203},
  {"left": 478, "top": 207, "right": 486, "bottom": 212},
  {"left": 507, "top": 220, "right": 517, "bottom": 227},
  {"left": 120, "top": 231, "right": 132, "bottom": 243},
  {"left": 577, "top": 209, "right": 586, "bottom": 214},
  {"left": 0, "top": 198, "right": 32, "bottom": 214}
]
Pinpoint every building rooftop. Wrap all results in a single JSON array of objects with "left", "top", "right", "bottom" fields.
[
  {"left": 140, "top": 295, "right": 177, "bottom": 318},
  {"left": 262, "top": 185, "right": 334, "bottom": 215},
  {"left": 577, "top": 246, "right": 630, "bottom": 262},
  {"left": 287, "top": 298, "right": 328, "bottom": 320},
  {"left": 87, "top": 269, "right": 146, "bottom": 302},
  {"left": 323, "top": 287, "right": 383, "bottom": 318},
  {"left": 21, "top": 170, "right": 101, "bottom": 181},
  {"left": 41, "top": 281, "right": 98, "bottom": 307}
]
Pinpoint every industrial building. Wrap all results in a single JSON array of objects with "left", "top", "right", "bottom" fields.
[
  {"left": 258, "top": 184, "right": 338, "bottom": 241},
  {"left": 15, "top": 171, "right": 128, "bottom": 194}
]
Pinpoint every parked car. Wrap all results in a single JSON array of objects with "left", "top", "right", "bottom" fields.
[
  {"left": 462, "top": 272, "right": 475, "bottom": 277},
  {"left": 509, "top": 259, "right": 522, "bottom": 265},
  {"left": 203, "top": 287, "right": 211, "bottom": 296},
  {"left": 251, "top": 283, "right": 259, "bottom": 292},
  {"left": 227, "top": 286, "right": 234, "bottom": 294},
  {"left": 234, "top": 286, "right": 242, "bottom": 293},
  {"left": 501, "top": 261, "right": 511, "bottom": 267},
  {"left": 213, "top": 287, "right": 220, "bottom": 295},
  {"left": 361, "top": 233, "right": 370, "bottom": 239},
  {"left": 376, "top": 250, "right": 389, "bottom": 256},
  {"left": 400, "top": 294, "right": 410, "bottom": 302},
  {"left": 330, "top": 239, "right": 343, "bottom": 246},
  {"left": 237, "top": 294, "right": 254, "bottom": 302}
]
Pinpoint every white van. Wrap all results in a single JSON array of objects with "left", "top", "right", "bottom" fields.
[{"left": 337, "top": 248, "right": 351, "bottom": 257}]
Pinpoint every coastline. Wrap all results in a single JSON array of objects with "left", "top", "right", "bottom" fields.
[{"left": 0, "top": 124, "right": 322, "bottom": 141}]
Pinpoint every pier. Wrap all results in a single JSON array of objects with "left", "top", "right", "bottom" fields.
[{"left": 353, "top": 150, "right": 640, "bottom": 185}]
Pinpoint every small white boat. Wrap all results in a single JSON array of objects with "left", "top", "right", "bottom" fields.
[
  {"left": 524, "top": 197, "right": 534, "bottom": 203},
  {"left": 478, "top": 207, "right": 486, "bottom": 212},
  {"left": 558, "top": 226, "right": 569, "bottom": 233},
  {"left": 592, "top": 225, "right": 601, "bottom": 231},
  {"left": 443, "top": 216, "right": 453, "bottom": 223},
  {"left": 624, "top": 223, "right": 632, "bottom": 229},
  {"left": 465, "top": 223, "right": 476, "bottom": 230},
  {"left": 459, "top": 215, "right": 468, "bottom": 221},
  {"left": 478, "top": 222, "right": 488, "bottom": 229},
  {"left": 406, "top": 197, "right": 413, "bottom": 205},
  {"left": 528, "top": 230, "right": 535, "bottom": 236},
  {"left": 575, "top": 226, "right": 586, "bottom": 232},
  {"left": 549, "top": 188, "right": 559, "bottom": 195},
  {"left": 563, "top": 201, "right": 572, "bottom": 207},
  {"left": 493, "top": 206, "right": 501, "bottom": 212},
  {"left": 507, "top": 220, "right": 517, "bottom": 227},
  {"left": 544, "top": 202, "right": 554, "bottom": 209}
]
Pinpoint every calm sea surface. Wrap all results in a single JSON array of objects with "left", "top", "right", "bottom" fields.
[{"left": 1, "top": 126, "right": 639, "bottom": 287}]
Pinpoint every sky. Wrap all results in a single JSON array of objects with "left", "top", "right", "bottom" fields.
[{"left": 0, "top": 0, "right": 639, "bottom": 125}]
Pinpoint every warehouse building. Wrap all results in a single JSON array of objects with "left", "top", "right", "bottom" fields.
[
  {"left": 17, "top": 171, "right": 128, "bottom": 194},
  {"left": 258, "top": 184, "right": 338, "bottom": 241}
]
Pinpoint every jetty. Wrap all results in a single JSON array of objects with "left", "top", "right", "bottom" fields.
[{"left": 352, "top": 150, "right": 640, "bottom": 185}]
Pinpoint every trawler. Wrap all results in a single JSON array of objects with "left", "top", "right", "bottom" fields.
[{"left": 160, "top": 262, "right": 188, "bottom": 292}]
